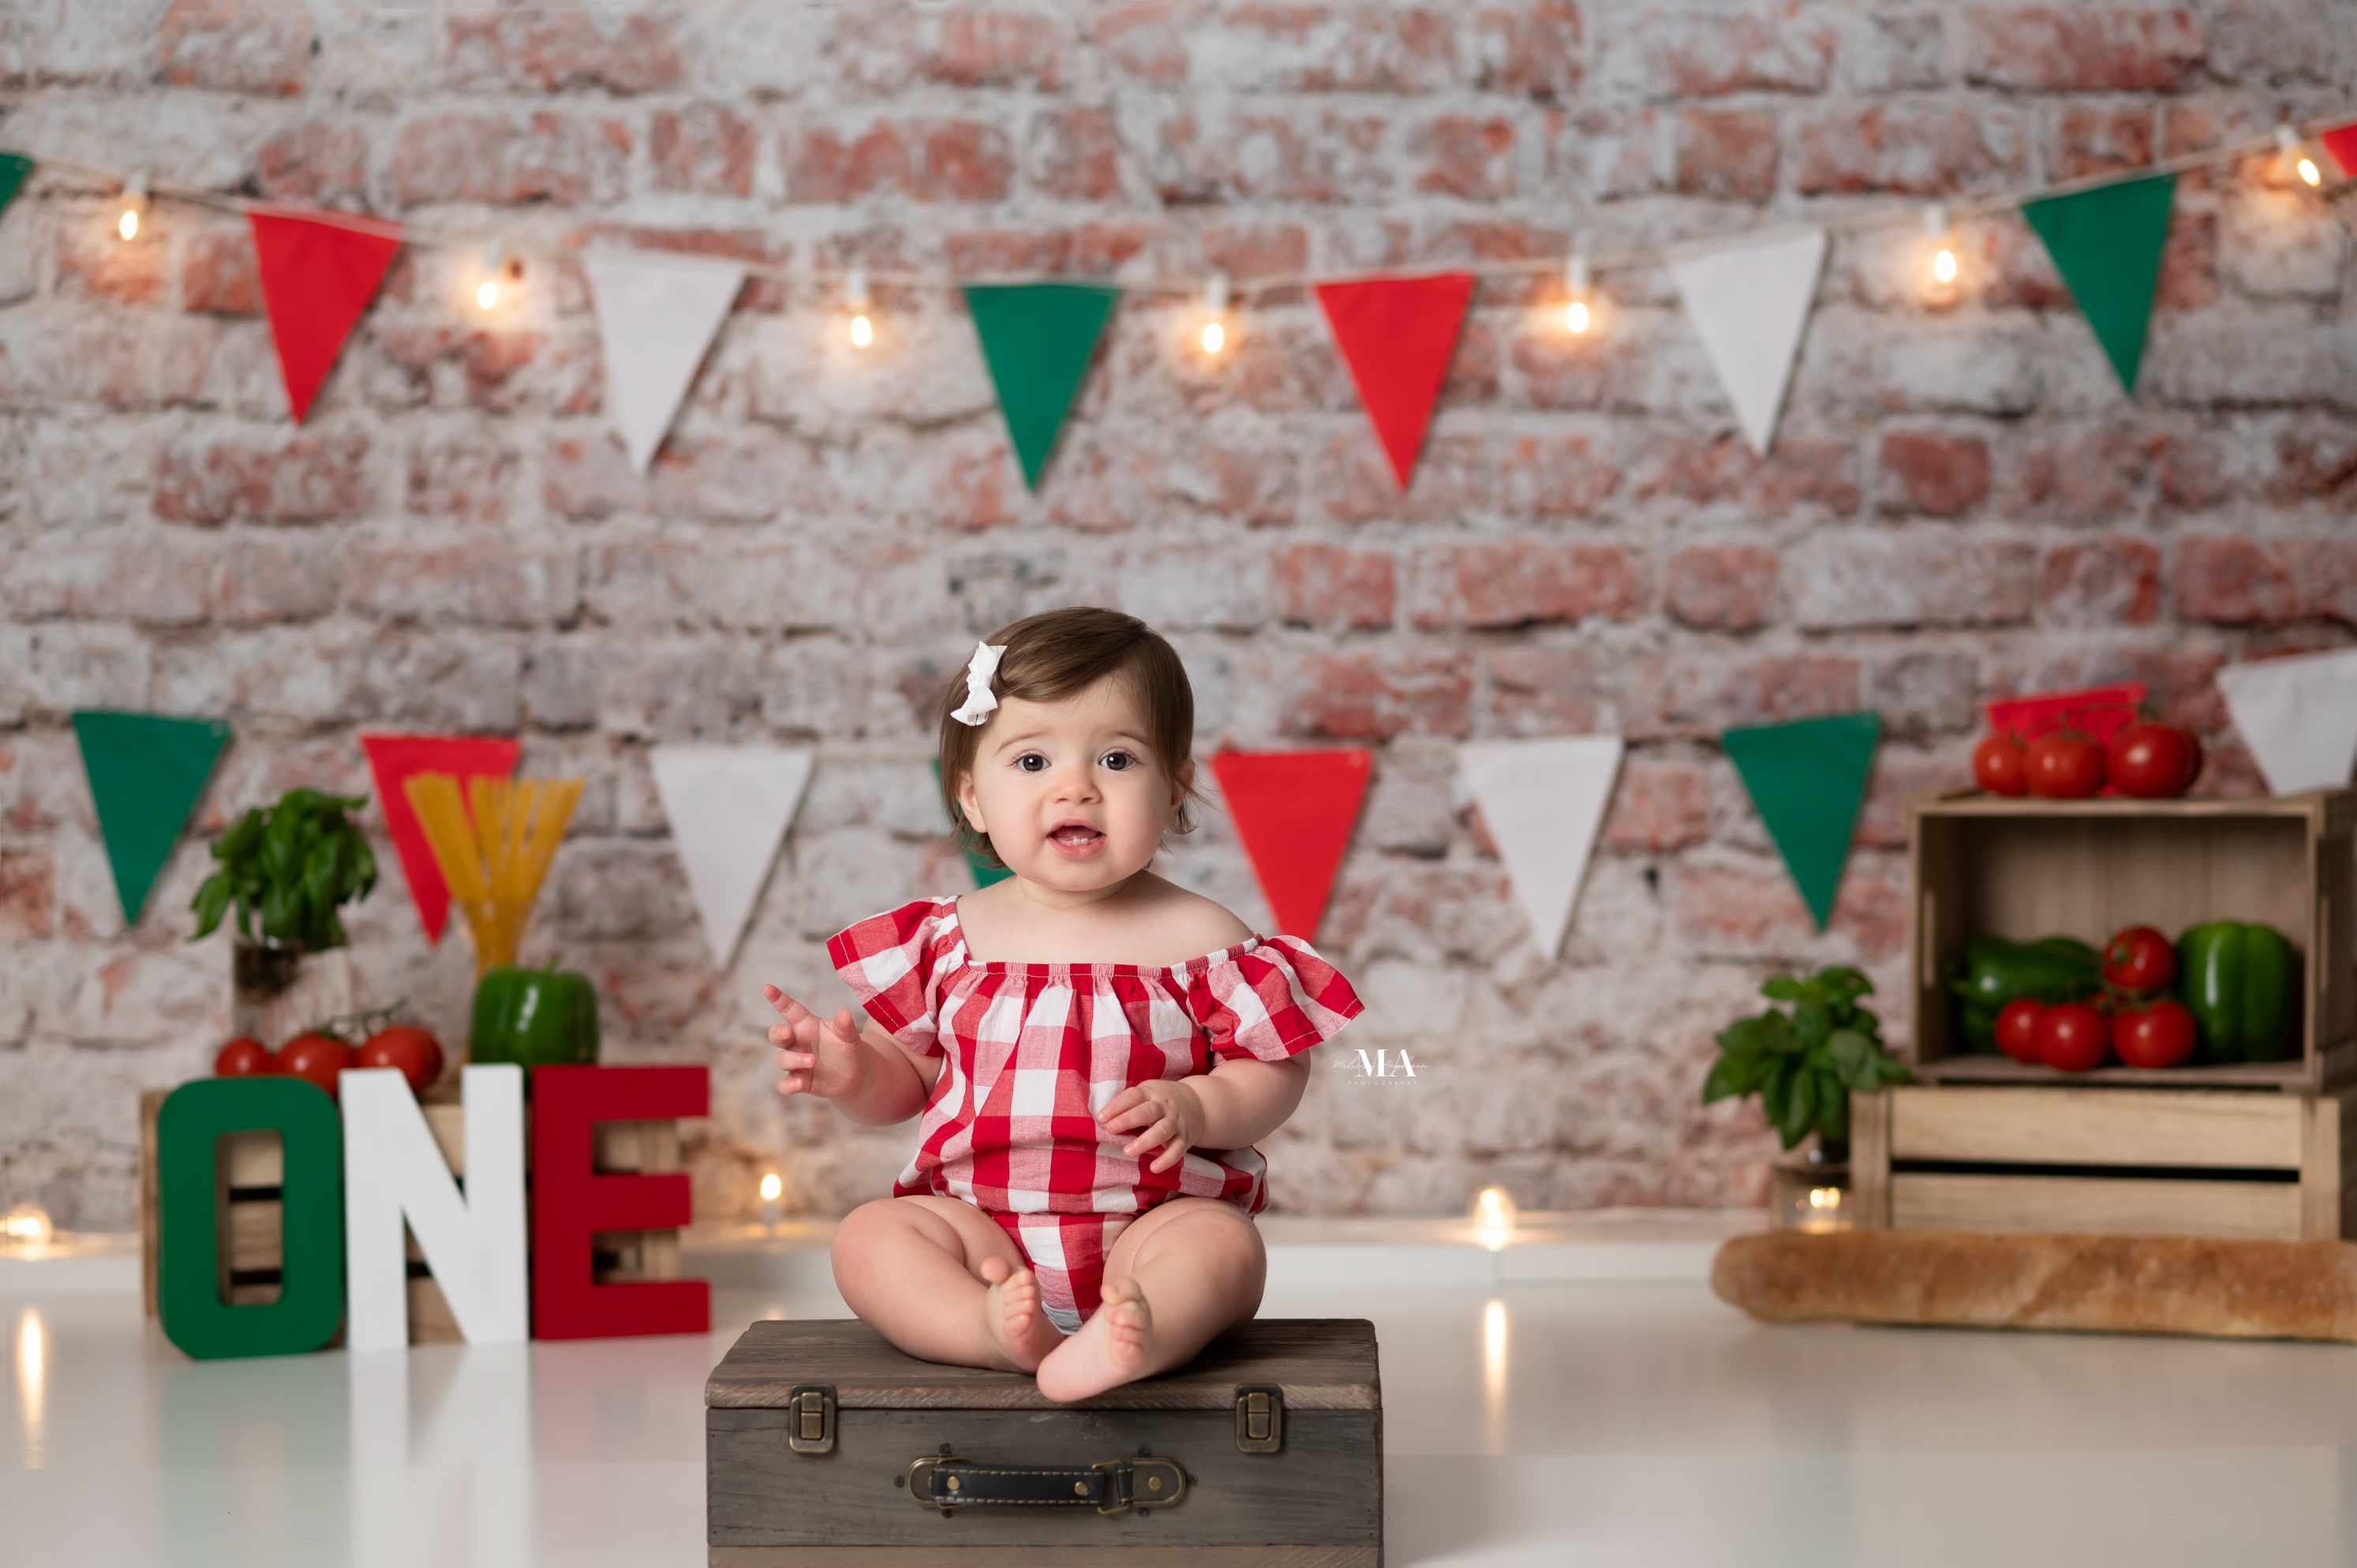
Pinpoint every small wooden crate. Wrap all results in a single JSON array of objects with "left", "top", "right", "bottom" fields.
[
  {"left": 706, "top": 1317, "right": 1383, "bottom": 1566},
  {"left": 137, "top": 1084, "right": 685, "bottom": 1345},
  {"left": 1908, "top": 788, "right": 2356, "bottom": 1091},
  {"left": 1850, "top": 1081, "right": 2357, "bottom": 1241}
]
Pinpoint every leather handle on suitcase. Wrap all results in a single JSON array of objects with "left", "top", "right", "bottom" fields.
[{"left": 903, "top": 1450, "right": 1188, "bottom": 1516}]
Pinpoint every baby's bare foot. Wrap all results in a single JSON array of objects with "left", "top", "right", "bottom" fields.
[
  {"left": 1034, "top": 1275, "right": 1154, "bottom": 1403},
  {"left": 977, "top": 1256, "right": 1061, "bottom": 1373}
]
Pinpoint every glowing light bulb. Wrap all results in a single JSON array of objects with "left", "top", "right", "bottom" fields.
[
  {"left": 2, "top": 1204, "right": 53, "bottom": 1248},
  {"left": 2298, "top": 155, "right": 2321, "bottom": 187},
  {"left": 117, "top": 172, "right": 148, "bottom": 242},
  {"left": 1469, "top": 1184, "right": 1519, "bottom": 1252},
  {"left": 1563, "top": 298, "right": 1590, "bottom": 334},
  {"left": 1561, "top": 252, "right": 1593, "bottom": 335},
  {"left": 1196, "top": 270, "right": 1231, "bottom": 357},
  {"left": 758, "top": 1173, "right": 783, "bottom": 1203},
  {"left": 2277, "top": 125, "right": 2325, "bottom": 189},
  {"left": 845, "top": 268, "right": 874, "bottom": 350},
  {"left": 1921, "top": 204, "right": 1962, "bottom": 294},
  {"left": 475, "top": 241, "right": 514, "bottom": 312},
  {"left": 1932, "top": 246, "right": 1959, "bottom": 284},
  {"left": 1199, "top": 319, "right": 1225, "bottom": 354}
]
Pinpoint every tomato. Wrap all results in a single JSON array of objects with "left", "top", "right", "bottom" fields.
[
  {"left": 2112, "top": 999, "right": 2197, "bottom": 1069},
  {"left": 275, "top": 1031, "right": 353, "bottom": 1102},
  {"left": 2101, "top": 925, "right": 2177, "bottom": 992},
  {"left": 1994, "top": 998, "right": 2046, "bottom": 1062},
  {"left": 2025, "top": 732, "right": 2104, "bottom": 799},
  {"left": 1972, "top": 732, "right": 2028, "bottom": 796},
  {"left": 2106, "top": 721, "right": 2199, "bottom": 799},
  {"left": 2036, "top": 1001, "right": 2111, "bottom": 1072},
  {"left": 356, "top": 1024, "right": 445, "bottom": 1098},
  {"left": 214, "top": 1036, "right": 274, "bottom": 1076}
]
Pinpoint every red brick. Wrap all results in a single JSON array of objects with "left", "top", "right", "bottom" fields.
[
  {"left": 157, "top": 0, "right": 311, "bottom": 95},
  {"left": 2153, "top": 208, "right": 2219, "bottom": 310},
  {"left": 407, "top": 440, "right": 520, "bottom": 522},
  {"left": 255, "top": 121, "right": 369, "bottom": 205},
  {"left": 945, "top": 223, "right": 1154, "bottom": 279},
  {"left": 1637, "top": 654, "right": 1864, "bottom": 739},
  {"left": 446, "top": 10, "right": 683, "bottom": 92},
  {"left": 2007, "top": 428, "right": 2164, "bottom": 520},
  {"left": 1026, "top": 108, "right": 1124, "bottom": 201},
  {"left": 652, "top": 104, "right": 756, "bottom": 197},
  {"left": 55, "top": 218, "right": 166, "bottom": 305},
  {"left": 788, "top": 118, "right": 1016, "bottom": 204},
  {"left": 1868, "top": 650, "right": 1981, "bottom": 739},
  {"left": 1858, "top": 744, "right": 1975, "bottom": 848},
  {"left": 1411, "top": 115, "right": 1517, "bottom": 199},
  {"left": 1667, "top": 545, "right": 1779, "bottom": 632},
  {"left": 2159, "top": 434, "right": 2235, "bottom": 510},
  {"left": 0, "top": 848, "right": 55, "bottom": 940},
  {"left": 1497, "top": 433, "right": 1619, "bottom": 518},
  {"left": 2266, "top": 429, "right": 2357, "bottom": 507},
  {"left": 922, "top": 9, "right": 1068, "bottom": 88},
  {"left": 1220, "top": 5, "right": 1463, "bottom": 92},
  {"left": 1483, "top": 648, "right": 1604, "bottom": 734},
  {"left": 344, "top": 541, "right": 582, "bottom": 629},
  {"left": 1790, "top": 534, "right": 2037, "bottom": 629},
  {"left": 213, "top": 538, "right": 339, "bottom": 624},
  {"left": 1602, "top": 761, "right": 1710, "bottom": 853},
  {"left": 5, "top": 537, "right": 211, "bottom": 624},
  {"left": 1626, "top": 10, "right": 1833, "bottom": 96},
  {"left": 1633, "top": 435, "right": 1861, "bottom": 516},
  {"left": 179, "top": 228, "right": 260, "bottom": 316},
  {"left": 1963, "top": 8, "right": 2205, "bottom": 92},
  {"left": 155, "top": 435, "right": 375, "bottom": 526},
  {"left": 2176, "top": 538, "right": 2357, "bottom": 627},
  {"left": 1878, "top": 431, "right": 1990, "bottom": 516},
  {"left": 1471, "top": 5, "right": 1583, "bottom": 94},
  {"left": 1196, "top": 223, "right": 1313, "bottom": 286},
  {"left": 2041, "top": 538, "right": 2162, "bottom": 626},
  {"left": 1670, "top": 859, "right": 1907, "bottom": 960},
  {"left": 1280, "top": 651, "right": 1472, "bottom": 740},
  {"left": 1547, "top": 106, "right": 1663, "bottom": 200},
  {"left": 1273, "top": 544, "right": 1396, "bottom": 631},
  {"left": 1672, "top": 110, "right": 1778, "bottom": 204},
  {"left": 1091, "top": 2, "right": 1190, "bottom": 83},
  {"left": 389, "top": 112, "right": 634, "bottom": 208},
  {"left": 1796, "top": 105, "right": 2030, "bottom": 196},
  {"left": 2045, "top": 106, "right": 2157, "bottom": 181},
  {"left": 1317, "top": 432, "right": 1496, "bottom": 523},
  {"left": 1151, "top": 109, "right": 1394, "bottom": 204},
  {"left": 1409, "top": 542, "right": 1648, "bottom": 630}
]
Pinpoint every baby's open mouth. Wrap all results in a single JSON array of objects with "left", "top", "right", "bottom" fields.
[{"left": 1050, "top": 826, "right": 1102, "bottom": 844}]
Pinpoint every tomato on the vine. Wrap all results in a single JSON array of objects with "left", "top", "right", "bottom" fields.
[
  {"left": 2112, "top": 1000, "right": 2196, "bottom": 1069},
  {"left": 2101, "top": 925, "right": 2176, "bottom": 992},
  {"left": 2106, "top": 721, "right": 2200, "bottom": 799},
  {"left": 1995, "top": 999, "right": 2046, "bottom": 1063},
  {"left": 2037, "top": 1002, "right": 2111, "bottom": 1072},
  {"left": 214, "top": 1036, "right": 273, "bottom": 1076},
  {"left": 1972, "top": 732, "right": 2028, "bottom": 796},
  {"left": 2025, "top": 732, "right": 2104, "bottom": 799},
  {"left": 356, "top": 1024, "right": 444, "bottom": 1098},
  {"left": 276, "top": 1031, "right": 353, "bottom": 1101}
]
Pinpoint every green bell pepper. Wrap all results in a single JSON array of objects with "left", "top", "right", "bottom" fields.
[
  {"left": 1947, "top": 935, "right": 2103, "bottom": 1050},
  {"left": 470, "top": 963, "right": 600, "bottom": 1069},
  {"left": 2176, "top": 922, "right": 2299, "bottom": 1064}
]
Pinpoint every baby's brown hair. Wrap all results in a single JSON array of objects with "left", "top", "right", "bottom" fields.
[{"left": 936, "top": 607, "right": 1208, "bottom": 872}]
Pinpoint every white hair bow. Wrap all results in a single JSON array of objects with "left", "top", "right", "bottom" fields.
[{"left": 950, "top": 641, "right": 1008, "bottom": 727}]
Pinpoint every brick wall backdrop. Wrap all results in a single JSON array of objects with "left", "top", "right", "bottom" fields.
[{"left": 2, "top": 2, "right": 2353, "bottom": 1233}]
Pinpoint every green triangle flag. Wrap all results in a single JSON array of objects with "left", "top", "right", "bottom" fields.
[
  {"left": 931, "top": 758, "right": 1013, "bottom": 887},
  {"left": 1722, "top": 712, "right": 1880, "bottom": 933},
  {"left": 0, "top": 154, "right": 28, "bottom": 221},
  {"left": 72, "top": 710, "right": 232, "bottom": 927},
  {"left": 2021, "top": 173, "right": 2176, "bottom": 396},
  {"left": 962, "top": 283, "right": 1119, "bottom": 491}
]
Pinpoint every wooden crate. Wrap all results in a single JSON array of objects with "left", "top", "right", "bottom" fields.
[
  {"left": 137, "top": 1084, "right": 685, "bottom": 1345},
  {"left": 1908, "top": 788, "right": 2356, "bottom": 1091},
  {"left": 1850, "top": 1081, "right": 2357, "bottom": 1241}
]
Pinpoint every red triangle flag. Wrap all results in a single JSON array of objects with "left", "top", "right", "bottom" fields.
[
  {"left": 1209, "top": 747, "right": 1371, "bottom": 942},
  {"left": 1315, "top": 272, "right": 1473, "bottom": 490},
  {"left": 249, "top": 208, "right": 402, "bottom": 423},
  {"left": 2321, "top": 122, "right": 2357, "bottom": 178},
  {"left": 360, "top": 732, "right": 521, "bottom": 944}
]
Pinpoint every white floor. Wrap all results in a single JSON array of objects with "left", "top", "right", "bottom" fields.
[{"left": 8, "top": 1215, "right": 2357, "bottom": 1566}]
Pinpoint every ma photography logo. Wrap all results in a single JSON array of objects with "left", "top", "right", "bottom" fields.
[{"left": 1341, "top": 1046, "right": 1420, "bottom": 1083}]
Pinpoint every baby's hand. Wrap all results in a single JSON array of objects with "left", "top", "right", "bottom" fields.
[
  {"left": 1098, "top": 1080, "right": 1207, "bottom": 1175},
  {"left": 763, "top": 984, "right": 869, "bottom": 1102}
]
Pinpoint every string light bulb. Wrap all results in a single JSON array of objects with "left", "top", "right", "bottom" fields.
[
  {"left": 1562, "top": 252, "right": 1593, "bottom": 335},
  {"left": 2277, "top": 124, "right": 2323, "bottom": 189},
  {"left": 116, "top": 171, "right": 148, "bottom": 242},
  {"left": 2, "top": 1203, "right": 52, "bottom": 1248},
  {"left": 846, "top": 268, "right": 874, "bottom": 350},
  {"left": 475, "top": 241, "right": 519, "bottom": 312},
  {"left": 1197, "top": 270, "right": 1230, "bottom": 356},
  {"left": 1925, "top": 203, "right": 1959, "bottom": 287}
]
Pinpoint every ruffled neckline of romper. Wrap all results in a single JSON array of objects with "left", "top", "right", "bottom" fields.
[{"left": 937, "top": 896, "right": 1270, "bottom": 980}]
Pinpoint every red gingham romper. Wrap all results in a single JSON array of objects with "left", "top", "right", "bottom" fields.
[{"left": 825, "top": 894, "right": 1365, "bottom": 1334}]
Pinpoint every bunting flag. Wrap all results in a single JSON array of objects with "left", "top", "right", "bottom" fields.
[
  {"left": 2321, "top": 122, "right": 2357, "bottom": 178},
  {"left": 2021, "top": 174, "right": 2176, "bottom": 396},
  {"left": 931, "top": 759, "right": 1013, "bottom": 888},
  {"left": 71, "top": 710, "right": 231, "bottom": 928},
  {"left": 1456, "top": 736, "right": 1622, "bottom": 962},
  {"left": 249, "top": 208, "right": 402, "bottom": 424},
  {"left": 2216, "top": 649, "right": 2357, "bottom": 796},
  {"left": 1315, "top": 272, "right": 1473, "bottom": 489},
  {"left": 360, "top": 732, "right": 521, "bottom": 944},
  {"left": 1208, "top": 747, "right": 1371, "bottom": 941},
  {"left": 583, "top": 248, "right": 746, "bottom": 471},
  {"left": 963, "top": 282, "right": 1120, "bottom": 491},
  {"left": 1723, "top": 712, "right": 1880, "bottom": 933},
  {"left": 0, "top": 153, "right": 28, "bottom": 220},
  {"left": 1670, "top": 227, "right": 1825, "bottom": 458},
  {"left": 650, "top": 744, "right": 815, "bottom": 970}
]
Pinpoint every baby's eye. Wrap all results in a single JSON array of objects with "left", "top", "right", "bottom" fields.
[
  {"left": 1102, "top": 750, "right": 1137, "bottom": 772},
  {"left": 1013, "top": 754, "right": 1046, "bottom": 773}
]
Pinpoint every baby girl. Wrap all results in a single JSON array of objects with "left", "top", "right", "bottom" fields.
[{"left": 762, "top": 605, "right": 1364, "bottom": 1402}]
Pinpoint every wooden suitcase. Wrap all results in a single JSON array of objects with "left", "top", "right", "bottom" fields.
[{"left": 705, "top": 1317, "right": 1383, "bottom": 1566}]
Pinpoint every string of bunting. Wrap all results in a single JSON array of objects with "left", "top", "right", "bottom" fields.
[{"left": 3, "top": 118, "right": 2351, "bottom": 487}]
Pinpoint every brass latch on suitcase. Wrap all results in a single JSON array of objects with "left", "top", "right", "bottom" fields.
[
  {"left": 1234, "top": 1384, "right": 1283, "bottom": 1453},
  {"left": 785, "top": 1384, "right": 836, "bottom": 1454}
]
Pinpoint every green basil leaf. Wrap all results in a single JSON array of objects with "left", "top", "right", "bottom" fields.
[
  {"left": 1760, "top": 975, "right": 1806, "bottom": 1002},
  {"left": 1778, "top": 1067, "right": 1816, "bottom": 1148},
  {"left": 1817, "top": 1074, "right": 1850, "bottom": 1143},
  {"left": 1791, "top": 995, "right": 1831, "bottom": 1050}
]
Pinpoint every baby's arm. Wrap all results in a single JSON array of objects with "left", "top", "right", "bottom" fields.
[{"left": 1191, "top": 1053, "right": 1313, "bottom": 1150}]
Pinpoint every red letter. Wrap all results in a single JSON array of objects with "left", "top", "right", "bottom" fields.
[{"left": 530, "top": 1065, "right": 709, "bottom": 1339}]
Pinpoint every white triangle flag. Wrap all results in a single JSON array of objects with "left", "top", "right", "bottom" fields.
[
  {"left": 651, "top": 744, "right": 816, "bottom": 970},
  {"left": 583, "top": 249, "right": 746, "bottom": 472},
  {"left": 1457, "top": 736, "right": 1624, "bottom": 961},
  {"left": 1670, "top": 226, "right": 1826, "bottom": 457},
  {"left": 2217, "top": 649, "right": 2357, "bottom": 795}
]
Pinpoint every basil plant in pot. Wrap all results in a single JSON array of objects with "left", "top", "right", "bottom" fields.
[
  {"left": 1702, "top": 964, "right": 1913, "bottom": 1167},
  {"left": 189, "top": 788, "right": 378, "bottom": 1046}
]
